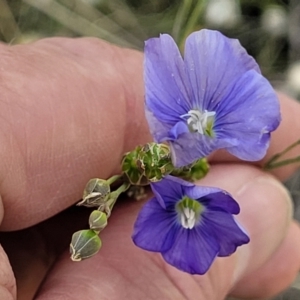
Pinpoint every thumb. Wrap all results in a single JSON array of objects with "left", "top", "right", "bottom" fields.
[
  {"left": 200, "top": 164, "right": 300, "bottom": 299},
  {"left": 0, "top": 38, "right": 151, "bottom": 230}
]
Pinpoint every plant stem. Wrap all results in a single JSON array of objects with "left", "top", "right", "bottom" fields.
[
  {"left": 264, "top": 139, "right": 300, "bottom": 169},
  {"left": 264, "top": 155, "right": 300, "bottom": 170}
]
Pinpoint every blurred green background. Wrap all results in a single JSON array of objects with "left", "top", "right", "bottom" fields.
[{"left": 1, "top": 0, "right": 300, "bottom": 100}]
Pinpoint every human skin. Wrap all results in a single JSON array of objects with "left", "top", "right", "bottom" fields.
[{"left": 0, "top": 38, "right": 299, "bottom": 300}]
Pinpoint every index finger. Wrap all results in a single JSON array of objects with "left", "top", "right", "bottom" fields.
[
  {"left": 0, "top": 38, "right": 151, "bottom": 230},
  {"left": 0, "top": 38, "right": 298, "bottom": 231}
]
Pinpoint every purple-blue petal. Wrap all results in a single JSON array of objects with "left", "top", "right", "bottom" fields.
[
  {"left": 169, "top": 133, "right": 216, "bottom": 167},
  {"left": 132, "top": 197, "right": 177, "bottom": 252},
  {"left": 200, "top": 193, "right": 240, "bottom": 215},
  {"left": 145, "top": 108, "right": 171, "bottom": 143},
  {"left": 150, "top": 177, "right": 185, "bottom": 208},
  {"left": 202, "top": 210, "right": 250, "bottom": 256},
  {"left": 162, "top": 227, "right": 220, "bottom": 274},
  {"left": 214, "top": 70, "right": 280, "bottom": 161},
  {"left": 144, "top": 34, "right": 191, "bottom": 124},
  {"left": 183, "top": 185, "right": 223, "bottom": 199},
  {"left": 169, "top": 121, "right": 190, "bottom": 140},
  {"left": 155, "top": 177, "right": 238, "bottom": 213},
  {"left": 169, "top": 131, "right": 233, "bottom": 167},
  {"left": 184, "top": 29, "right": 261, "bottom": 111}
]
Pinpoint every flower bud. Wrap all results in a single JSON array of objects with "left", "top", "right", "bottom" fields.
[
  {"left": 89, "top": 210, "right": 108, "bottom": 232},
  {"left": 171, "top": 158, "right": 209, "bottom": 182},
  {"left": 70, "top": 229, "right": 102, "bottom": 261},
  {"left": 122, "top": 142, "right": 174, "bottom": 185},
  {"left": 77, "top": 178, "right": 110, "bottom": 207}
]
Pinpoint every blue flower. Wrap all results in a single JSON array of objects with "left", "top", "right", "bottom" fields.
[
  {"left": 145, "top": 29, "right": 281, "bottom": 167},
  {"left": 132, "top": 177, "right": 250, "bottom": 275}
]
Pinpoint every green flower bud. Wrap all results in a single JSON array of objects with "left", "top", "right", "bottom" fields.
[
  {"left": 122, "top": 142, "right": 174, "bottom": 185},
  {"left": 121, "top": 145, "right": 149, "bottom": 185},
  {"left": 171, "top": 157, "right": 210, "bottom": 182},
  {"left": 77, "top": 178, "right": 110, "bottom": 207},
  {"left": 70, "top": 229, "right": 102, "bottom": 261},
  {"left": 89, "top": 210, "right": 108, "bottom": 232}
]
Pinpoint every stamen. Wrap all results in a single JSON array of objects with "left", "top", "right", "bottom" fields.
[
  {"left": 181, "top": 109, "right": 216, "bottom": 136},
  {"left": 181, "top": 207, "right": 196, "bottom": 229},
  {"left": 176, "top": 196, "right": 204, "bottom": 229}
]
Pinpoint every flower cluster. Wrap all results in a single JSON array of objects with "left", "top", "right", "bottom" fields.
[
  {"left": 132, "top": 29, "right": 280, "bottom": 274},
  {"left": 70, "top": 29, "right": 280, "bottom": 276}
]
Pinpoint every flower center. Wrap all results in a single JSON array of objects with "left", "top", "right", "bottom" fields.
[
  {"left": 176, "top": 196, "right": 204, "bottom": 229},
  {"left": 181, "top": 109, "right": 216, "bottom": 137}
]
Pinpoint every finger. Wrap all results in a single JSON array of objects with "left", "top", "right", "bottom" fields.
[
  {"left": 211, "top": 92, "right": 300, "bottom": 181},
  {"left": 0, "top": 38, "right": 151, "bottom": 230},
  {"left": 0, "top": 38, "right": 299, "bottom": 232},
  {"left": 0, "top": 195, "right": 16, "bottom": 299},
  {"left": 35, "top": 164, "right": 297, "bottom": 300},
  {"left": 230, "top": 222, "right": 300, "bottom": 299}
]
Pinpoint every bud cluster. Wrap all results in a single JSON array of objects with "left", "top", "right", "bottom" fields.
[
  {"left": 70, "top": 143, "right": 209, "bottom": 261},
  {"left": 70, "top": 177, "right": 128, "bottom": 261},
  {"left": 122, "top": 143, "right": 173, "bottom": 185}
]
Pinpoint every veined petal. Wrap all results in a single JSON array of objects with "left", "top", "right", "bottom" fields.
[
  {"left": 183, "top": 185, "right": 223, "bottom": 199},
  {"left": 203, "top": 210, "right": 250, "bottom": 256},
  {"left": 215, "top": 70, "right": 281, "bottom": 161},
  {"left": 132, "top": 197, "right": 178, "bottom": 252},
  {"left": 184, "top": 29, "right": 261, "bottom": 111},
  {"left": 145, "top": 108, "right": 172, "bottom": 143},
  {"left": 169, "top": 131, "right": 233, "bottom": 167},
  {"left": 145, "top": 34, "right": 191, "bottom": 124},
  {"left": 169, "top": 121, "right": 190, "bottom": 140},
  {"left": 184, "top": 188, "right": 240, "bottom": 214},
  {"left": 150, "top": 178, "right": 184, "bottom": 208},
  {"left": 162, "top": 226, "right": 219, "bottom": 274}
]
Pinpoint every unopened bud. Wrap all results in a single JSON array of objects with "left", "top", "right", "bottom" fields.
[
  {"left": 70, "top": 229, "right": 102, "bottom": 261},
  {"left": 77, "top": 178, "right": 110, "bottom": 207},
  {"left": 122, "top": 143, "right": 174, "bottom": 185},
  {"left": 171, "top": 158, "right": 210, "bottom": 182},
  {"left": 89, "top": 210, "right": 108, "bottom": 232}
]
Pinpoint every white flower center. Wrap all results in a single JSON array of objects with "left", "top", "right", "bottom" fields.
[
  {"left": 180, "top": 207, "right": 196, "bottom": 229},
  {"left": 176, "top": 196, "right": 204, "bottom": 230},
  {"left": 181, "top": 109, "right": 216, "bottom": 135}
]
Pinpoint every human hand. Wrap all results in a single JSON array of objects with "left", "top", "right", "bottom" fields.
[{"left": 0, "top": 38, "right": 299, "bottom": 300}]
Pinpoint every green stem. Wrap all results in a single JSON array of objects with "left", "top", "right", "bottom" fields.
[
  {"left": 264, "top": 155, "right": 300, "bottom": 170},
  {"left": 172, "top": 0, "right": 193, "bottom": 43},
  {"left": 107, "top": 174, "right": 122, "bottom": 186},
  {"left": 264, "top": 139, "right": 300, "bottom": 168},
  {"left": 107, "top": 182, "right": 131, "bottom": 211},
  {"left": 181, "top": 0, "right": 207, "bottom": 44}
]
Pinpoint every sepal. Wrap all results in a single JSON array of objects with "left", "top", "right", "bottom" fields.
[{"left": 70, "top": 229, "right": 102, "bottom": 261}]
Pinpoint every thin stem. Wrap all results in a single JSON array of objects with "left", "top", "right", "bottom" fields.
[
  {"left": 107, "top": 174, "right": 122, "bottom": 186},
  {"left": 23, "top": 0, "right": 136, "bottom": 48},
  {"left": 107, "top": 182, "right": 131, "bottom": 211},
  {"left": 265, "top": 139, "right": 300, "bottom": 167},
  {"left": 181, "top": 0, "right": 207, "bottom": 45},
  {"left": 264, "top": 155, "right": 300, "bottom": 170},
  {"left": 172, "top": 0, "right": 193, "bottom": 43}
]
